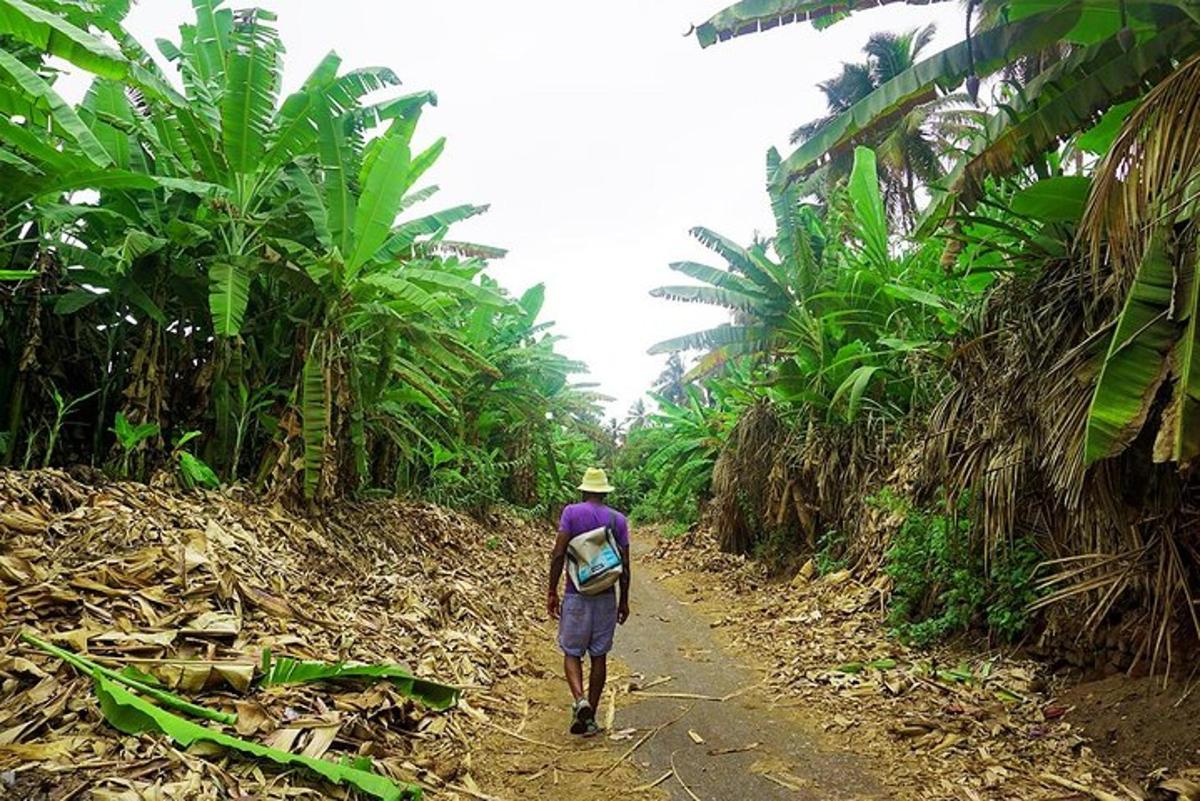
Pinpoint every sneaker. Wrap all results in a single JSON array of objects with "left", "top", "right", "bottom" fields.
[
  {"left": 582, "top": 719, "right": 602, "bottom": 738},
  {"left": 569, "top": 699, "right": 594, "bottom": 735}
]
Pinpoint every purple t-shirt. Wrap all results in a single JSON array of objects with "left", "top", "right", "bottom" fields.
[{"left": 558, "top": 502, "right": 629, "bottom": 595}]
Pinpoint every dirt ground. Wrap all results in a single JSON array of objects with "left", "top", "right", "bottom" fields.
[
  {"left": 616, "top": 530, "right": 1198, "bottom": 801},
  {"left": 1057, "top": 673, "right": 1200, "bottom": 781},
  {"left": 470, "top": 528, "right": 1200, "bottom": 801}
]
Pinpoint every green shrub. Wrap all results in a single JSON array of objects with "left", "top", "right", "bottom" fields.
[
  {"left": 814, "top": 529, "right": 848, "bottom": 575},
  {"left": 874, "top": 489, "right": 1041, "bottom": 647}
]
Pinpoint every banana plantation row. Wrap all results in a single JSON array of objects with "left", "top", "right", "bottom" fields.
[
  {"left": 617, "top": 0, "right": 1200, "bottom": 668},
  {"left": 0, "top": 0, "right": 606, "bottom": 511}
]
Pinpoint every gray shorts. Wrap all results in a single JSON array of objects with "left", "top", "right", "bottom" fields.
[{"left": 558, "top": 592, "right": 618, "bottom": 658}]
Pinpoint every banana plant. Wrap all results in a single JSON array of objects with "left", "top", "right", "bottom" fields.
[
  {"left": 648, "top": 148, "right": 824, "bottom": 376},
  {"left": 1082, "top": 51, "right": 1200, "bottom": 466},
  {"left": 280, "top": 95, "right": 509, "bottom": 498}
]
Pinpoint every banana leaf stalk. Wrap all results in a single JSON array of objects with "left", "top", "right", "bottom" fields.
[
  {"left": 93, "top": 673, "right": 419, "bottom": 801},
  {"left": 20, "top": 630, "right": 237, "bottom": 726}
]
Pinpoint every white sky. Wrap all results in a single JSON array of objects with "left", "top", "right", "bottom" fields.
[{"left": 107, "top": 1, "right": 965, "bottom": 419}]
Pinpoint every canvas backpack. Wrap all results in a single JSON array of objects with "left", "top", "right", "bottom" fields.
[{"left": 566, "top": 511, "right": 624, "bottom": 595}]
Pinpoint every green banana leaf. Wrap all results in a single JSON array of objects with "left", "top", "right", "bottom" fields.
[
  {"left": 301, "top": 348, "right": 327, "bottom": 500},
  {"left": 94, "top": 673, "right": 419, "bottom": 801},
  {"left": 1085, "top": 230, "right": 1179, "bottom": 464},
  {"left": 1076, "top": 99, "right": 1140, "bottom": 155},
  {"left": 956, "top": 19, "right": 1200, "bottom": 199},
  {"left": 692, "top": 0, "right": 926, "bottom": 48},
  {"left": 220, "top": 8, "right": 281, "bottom": 174},
  {"left": 20, "top": 631, "right": 236, "bottom": 725},
  {"left": 0, "top": 47, "right": 113, "bottom": 168},
  {"left": 208, "top": 260, "right": 251, "bottom": 336},
  {"left": 1009, "top": 176, "right": 1092, "bottom": 222},
  {"left": 651, "top": 285, "right": 764, "bottom": 312},
  {"left": 260, "top": 652, "right": 460, "bottom": 711},
  {"left": 847, "top": 147, "right": 889, "bottom": 272},
  {"left": 770, "top": 7, "right": 1082, "bottom": 189},
  {"left": 0, "top": 0, "right": 128, "bottom": 78},
  {"left": 647, "top": 322, "right": 765, "bottom": 356}
]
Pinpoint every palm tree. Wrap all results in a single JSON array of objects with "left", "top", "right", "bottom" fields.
[
  {"left": 653, "top": 355, "right": 687, "bottom": 404},
  {"left": 793, "top": 26, "right": 947, "bottom": 228},
  {"left": 624, "top": 398, "right": 650, "bottom": 431}
]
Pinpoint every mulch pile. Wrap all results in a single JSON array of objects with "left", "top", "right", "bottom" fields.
[
  {"left": 0, "top": 469, "right": 546, "bottom": 800},
  {"left": 648, "top": 529, "right": 1200, "bottom": 801}
]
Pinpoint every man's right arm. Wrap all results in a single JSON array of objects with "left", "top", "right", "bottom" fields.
[{"left": 547, "top": 530, "right": 570, "bottom": 620}]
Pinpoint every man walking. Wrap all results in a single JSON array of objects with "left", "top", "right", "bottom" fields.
[{"left": 547, "top": 467, "right": 631, "bottom": 735}]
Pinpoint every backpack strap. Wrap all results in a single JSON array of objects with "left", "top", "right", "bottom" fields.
[{"left": 607, "top": 510, "right": 623, "bottom": 566}]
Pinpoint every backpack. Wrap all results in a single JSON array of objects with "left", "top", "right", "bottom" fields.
[{"left": 566, "top": 511, "right": 624, "bottom": 595}]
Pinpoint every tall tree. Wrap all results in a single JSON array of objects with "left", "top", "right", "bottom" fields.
[
  {"left": 653, "top": 355, "right": 687, "bottom": 404},
  {"left": 793, "top": 26, "right": 948, "bottom": 227}
]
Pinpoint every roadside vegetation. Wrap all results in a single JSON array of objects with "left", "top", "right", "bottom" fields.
[
  {"left": 0, "top": 0, "right": 610, "bottom": 514},
  {"left": 623, "top": 0, "right": 1200, "bottom": 669}
]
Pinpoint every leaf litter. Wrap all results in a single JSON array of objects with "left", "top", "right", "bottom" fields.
[
  {"left": 0, "top": 468, "right": 555, "bottom": 800},
  {"left": 648, "top": 528, "right": 1199, "bottom": 801}
]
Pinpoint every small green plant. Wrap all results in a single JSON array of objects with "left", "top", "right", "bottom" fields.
[
  {"left": 986, "top": 544, "right": 1042, "bottom": 642},
  {"left": 659, "top": 520, "right": 690, "bottom": 539},
  {"left": 172, "top": 431, "right": 220, "bottom": 490},
  {"left": 110, "top": 413, "right": 160, "bottom": 478},
  {"left": 422, "top": 444, "right": 505, "bottom": 513},
  {"left": 230, "top": 382, "right": 277, "bottom": 481},
  {"left": 42, "top": 384, "right": 100, "bottom": 468},
  {"left": 814, "top": 529, "right": 848, "bottom": 575}
]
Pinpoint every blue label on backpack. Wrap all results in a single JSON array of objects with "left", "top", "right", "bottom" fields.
[{"left": 577, "top": 544, "right": 620, "bottom": 584}]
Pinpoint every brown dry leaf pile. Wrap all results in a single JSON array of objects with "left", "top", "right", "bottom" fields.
[
  {"left": 646, "top": 529, "right": 1195, "bottom": 801},
  {"left": 0, "top": 468, "right": 548, "bottom": 801}
]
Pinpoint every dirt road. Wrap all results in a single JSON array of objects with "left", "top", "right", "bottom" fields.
[
  {"left": 613, "top": 538, "right": 885, "bottom": 800},
  {"left": 473, "top": 536, "right": 886, "bottom": 800}
]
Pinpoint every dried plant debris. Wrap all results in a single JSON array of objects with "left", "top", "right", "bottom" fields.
[
  {"left": 0, "top": 469, "right": 548, "bottom": 799},
  {"left": 647, "top": 529, "right": 1196, "bottom": 801}
]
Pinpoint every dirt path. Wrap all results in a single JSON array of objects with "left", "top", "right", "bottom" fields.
[
  {"left": 473, "top": 537, "right": 885, "bottom": 800},
  {"left": 614, "top": 539, "right": 885, "bottom": 800}
]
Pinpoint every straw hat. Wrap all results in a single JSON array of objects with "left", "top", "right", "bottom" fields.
[{"left": 577, "top": 467, "right": 615, "bottom": 494}]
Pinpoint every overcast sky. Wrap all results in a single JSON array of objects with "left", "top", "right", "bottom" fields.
[{"left": 110, "top": 0, "right": 964, "bottom": 419}]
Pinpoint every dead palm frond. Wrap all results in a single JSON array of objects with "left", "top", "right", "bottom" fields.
[{"left": 1081, "top": 51, "right": 1200, "bottom": 291}]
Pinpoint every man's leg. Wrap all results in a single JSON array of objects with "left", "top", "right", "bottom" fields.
[
  {"left": 587, "top": 654, "right": 606, "bottom": 710},
  {"left": 564, "top": 654, "right": 585, "bottom": 701}
]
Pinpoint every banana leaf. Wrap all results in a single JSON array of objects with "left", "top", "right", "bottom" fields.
[
  {"left": 692, "top": 0, "right": 927, "bottom": 48},
  {"left": 770, "top": 7, "right": 1082, "bottom": 189},
  {"left": 94, "top": 673, "right": 419, "bottom": 801},
  {"left": 1010, "top": 176, "right": 1092, "bottom": 222},
  {"left": 20, "top": 631, "right": 236, "bottom": 725},
  {"left": 1085, "top": 230, "right": 1178, "bottom": 464},
  {"left": 0, "top": 0, "right": 128, "bottom": 78},
  {"left": 260, "top": 652, "right": 460, "bottom": 711}
]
